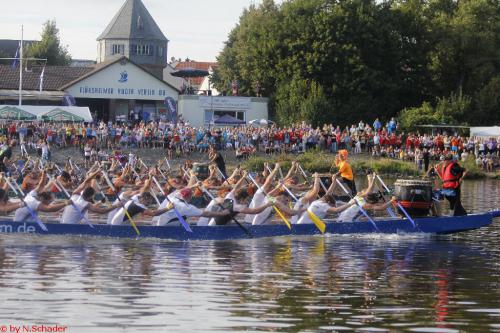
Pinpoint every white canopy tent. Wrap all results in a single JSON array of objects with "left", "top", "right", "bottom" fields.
[
  {"left": 0, "top": 105, "right": 93, "bottom": 122},
  {"left": 470, "top": 126, "right": 500, "bottom": 138}
]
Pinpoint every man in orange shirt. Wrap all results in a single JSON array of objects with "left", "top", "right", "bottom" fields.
[{"left": 334, "top": 150, "right": 356, "bottom": 196}]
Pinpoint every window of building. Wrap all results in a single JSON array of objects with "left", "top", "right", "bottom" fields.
[
  {"left": 131, "top": 44, "right": 154, "bottom": 56},
  {"left": 205, "top": 110, "right": 245, "bottom": 124},
  {"left": 158, "top": 46, "right": 164, "bottom": 57},
  {"left": 112, "top": 44, "right": 125, "bottom": 55}
]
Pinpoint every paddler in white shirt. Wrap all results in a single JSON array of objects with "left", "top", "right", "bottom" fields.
[
  {"left": 13, "top": 170, "right": 71, "bottom": 223},
  {"left": 291, "top": 172, "right": 321, "bottom": 224},
  {"left": 296, "top": 175, "right": 356, "bottom": 224},
  {"left": 203, "top": 186, "right": 276, "bottom": 226},
  {"left": 246, "top": 162, "right": 280, "bottom": 225},
  {"left": 61, "top": 169, "right": 124, "bottom": 224},
  {"left": 110, "top": 177, "right": 175, "bottom": 226},
  {"left": 197, "top": 169, "right": 249, "bottom": 226},
  {"left": 153, "top": 186, "right": 231, "bottom": 226},
  {"left": 337, "top": 173, "right": 397, "bottom": 222}
]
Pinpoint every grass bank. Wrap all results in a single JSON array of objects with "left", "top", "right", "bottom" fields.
[
  {"left": 242, "top": 150, "right": 421, "bottom": 177},
  {"left": 241, "top": 150, "right": 494, "bottom": 179},
  {"left": 462, "top": 156, "right": 487, "bottom": 179}
]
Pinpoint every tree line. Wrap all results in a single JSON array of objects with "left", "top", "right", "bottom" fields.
[{"left": 212, "top": 0, "right": 500, "bottom": 128}]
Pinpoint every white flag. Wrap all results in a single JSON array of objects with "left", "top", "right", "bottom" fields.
[{"left": 39, "top": 66, "right": 45, "bottom": 93}]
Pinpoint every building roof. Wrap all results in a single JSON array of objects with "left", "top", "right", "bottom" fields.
[
  {"left": 97, "top": 0, "right": 168, "bottom": 42},
  {"left": 174, "top": 61, "right": 217, "bottom": 86},
  {"left": 0, "top": 65, "right": 92, "bottom": 91},
  {"left": 60, "top": 56, "right": 179, "bottom": 92},
  {"left": 0, "top": 57, "right": 179, "bottom": 93}
]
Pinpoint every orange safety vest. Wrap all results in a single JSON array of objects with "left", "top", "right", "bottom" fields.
[{"left": 443, "top": 162, "right": 461, "bottom": 189}]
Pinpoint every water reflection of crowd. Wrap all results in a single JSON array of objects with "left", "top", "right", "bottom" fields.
[{"left": 0, "top": 118, "right": 498, "bottom": 171}]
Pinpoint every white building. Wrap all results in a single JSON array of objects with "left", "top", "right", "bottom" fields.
[
  {"left": 61, "top": 57, "right": 178, "bottom": 121},
  {"left": 179, "top": 95, "right": 268, "bottom": 127}
]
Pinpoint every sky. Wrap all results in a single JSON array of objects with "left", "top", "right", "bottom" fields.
[{"left": 0, "top": 0, "right": 264, "bottom": 62}]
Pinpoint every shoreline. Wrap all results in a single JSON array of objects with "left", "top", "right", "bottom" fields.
[{"left": 12, "top": 146, "right": 499, "bottom": 180}]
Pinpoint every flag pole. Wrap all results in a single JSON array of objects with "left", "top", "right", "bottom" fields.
[{"left": 19, "top": 25, "right": 23, "bottom": 107}]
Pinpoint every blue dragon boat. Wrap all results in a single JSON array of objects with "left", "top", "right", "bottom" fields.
[{"left": 0, "top": 211, "right": 498, "bottom": 241}]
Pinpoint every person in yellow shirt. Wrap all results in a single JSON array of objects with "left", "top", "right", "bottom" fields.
[{"left": 334, "top": 150, "right": 356, "bottom": 196}]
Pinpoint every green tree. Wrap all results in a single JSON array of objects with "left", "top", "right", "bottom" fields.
[
  {"left": 214, "top": 0, "right": 500, "bottom": 126},
  {"left": 435, "top": 91, "right": 472, "bottom": 125},
  {"left": 427, "top": 0, "right": 500, "bottom": 97},
  {"left": 399, "top": 102, "right": 439, "bottom": 130},
  {"left": 275, "top": 79, "right": 330, "bottom": 126},
  {"left": 27, "top": 20, "right": 71, "bottom": 66},
  {"left": 473, "top": 76, "right": 500, "bottom": 125}
]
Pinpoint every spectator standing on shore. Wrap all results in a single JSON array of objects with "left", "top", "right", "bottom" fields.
[
  {"left": 373, "top": 118, "right": 381, "bottom": 132},
  {"left": 423, "top": 148, "right": 430, "bottom": 172}
]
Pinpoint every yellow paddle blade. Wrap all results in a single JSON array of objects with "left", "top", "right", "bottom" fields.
[
  {"left": 125, "top": 210, "right": 141, "bottom": 236},
  {"left": 307, "top": 210, "right": 326, "bottom": 234},
  {"left": 273, "top": 206, "right": 292, "bottom": 230}
]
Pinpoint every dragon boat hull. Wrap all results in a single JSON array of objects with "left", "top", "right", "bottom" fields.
[{"left": 0, "top": 211, "right": 497, "bottom": 241}]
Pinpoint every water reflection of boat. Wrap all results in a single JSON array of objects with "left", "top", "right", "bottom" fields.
[
  {"left": 0, "top": 211, "right": 497, "bottom": 241},
  {"left": 0, "top": 233, "right": 494, "bottom": 331}
]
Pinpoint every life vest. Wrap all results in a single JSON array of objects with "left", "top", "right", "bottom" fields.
[{"left": 443, "top": 162, "right": 461, "bottom": 189}]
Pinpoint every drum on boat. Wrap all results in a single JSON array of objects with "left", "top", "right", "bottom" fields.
[
  {"left": 192, "top": 163, "right": 209, "bottom": 180},
  {"left": 394, "top": 179, "right": 432, "bottom": 217}
]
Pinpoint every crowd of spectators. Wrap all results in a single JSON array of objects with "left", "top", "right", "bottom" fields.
[{"left": 0, "top": 117, "right": 498, "bottom": 172}]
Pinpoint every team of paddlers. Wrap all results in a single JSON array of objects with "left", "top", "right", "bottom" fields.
[{"left": 0, "top": 140, "right": 468, "bottom": 232}]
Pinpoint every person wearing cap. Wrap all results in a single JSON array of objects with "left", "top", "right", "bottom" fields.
[
  {"left": 334, "top": 150, "right": 356, "bottom": 196},
  {"left": 153, "top": 186, "right": 231, "bottom": 226},
  {"left": 435, "top": 154, "right": 467, "bottom": 216}
]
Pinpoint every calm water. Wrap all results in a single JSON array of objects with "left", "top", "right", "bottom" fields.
[{"left": 0, "top": 180, "right": 499, "bottom": 333}]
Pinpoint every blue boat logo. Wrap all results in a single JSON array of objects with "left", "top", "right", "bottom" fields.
[{"left": 118, "top": 71, "right": 128, "bottom": 83}]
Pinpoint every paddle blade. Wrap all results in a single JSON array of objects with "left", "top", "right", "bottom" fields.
[
  {"left": 124, "top": 210, "right": 141, "bottom": 236},
  {"left": 307, "top": 210, "right": 326, "bottom": 234},
  {"left": 27, "top": 207, "right": 48, "bottom": 231},
  {"left": 173, "top": 208, "right": 193, "bottom": 233},
  {"left": 36, "top": 218, "right": 48, "bottom": 232},
  {"left": 386, "top": 207, "right": 397, "bottom": 219},
  {"left": 397, "top": 202, "right": 417, "bottom": 228},
  {"left": 273, "top": 206, "right": 292, "bottom": 230}
]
